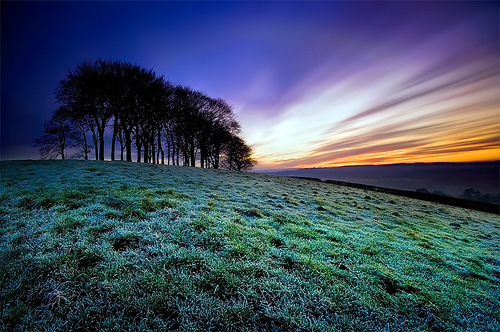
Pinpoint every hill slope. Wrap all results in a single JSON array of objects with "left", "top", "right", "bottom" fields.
[
  {"left": 262, "top": 161, "right": 500, "bottom": 199},
  {"left": 1, "top": 160, "right": 499, "bottom": 331}
]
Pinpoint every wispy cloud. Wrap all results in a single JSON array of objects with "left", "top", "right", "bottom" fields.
[
  {"left": 241, "top": 17, "right": 499, "bottom": 169},
  {"left": 1, "top": 1, "right": 497, "bottom": 166}
]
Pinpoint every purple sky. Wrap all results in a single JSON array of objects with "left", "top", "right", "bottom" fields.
[{"left": 1, "top": 1, "right": 498, "bottom": 169}]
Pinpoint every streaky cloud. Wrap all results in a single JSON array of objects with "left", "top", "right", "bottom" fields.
[{"left": 245, "top": 10, "right": 499, "bottom": 169}]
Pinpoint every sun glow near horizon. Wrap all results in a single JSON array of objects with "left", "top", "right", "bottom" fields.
[
  {"left": 249, "top": 102, "right": 500, "bottom": 170},
  {"left": 1, "top": 1, "right": 498, "bottom": 167},
  {"left": 241, "top": 19, "right": 499, "bottom": 171}
]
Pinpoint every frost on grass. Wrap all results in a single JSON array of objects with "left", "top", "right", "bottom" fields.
[{"left": 1, "top": 160, "right": 499, "bottom": 331}]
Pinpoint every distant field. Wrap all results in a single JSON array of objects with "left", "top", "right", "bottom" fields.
[
  {"left": 262, "top": 162, "right": 500, "bottom": 199},
  {"left": 1, "top": 160, "right": 499, "bottom": 331}
]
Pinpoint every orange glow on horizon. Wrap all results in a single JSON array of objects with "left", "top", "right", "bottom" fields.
[
  {"left": 285, "top": 148, "right": 500, "bottom": 169},
  {"left": 240, "top": 17, "right": 499, "bottom": 172}
]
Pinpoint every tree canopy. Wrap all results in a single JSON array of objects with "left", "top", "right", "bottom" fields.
[{"left": 36, "top": 59, "right": 257, "bottom": 171}]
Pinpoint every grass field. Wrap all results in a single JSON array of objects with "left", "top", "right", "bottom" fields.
[{"left": 1, "top": 160, "right": 499, "bottom": 331}]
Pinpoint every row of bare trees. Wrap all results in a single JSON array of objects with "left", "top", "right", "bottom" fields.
[{"left": 34, "top": 59, "right": 257, "bottom": 171}]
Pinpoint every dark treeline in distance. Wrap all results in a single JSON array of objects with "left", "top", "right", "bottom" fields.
[{"left": 34, "top": 59, "right": 257, "bottom": 171}]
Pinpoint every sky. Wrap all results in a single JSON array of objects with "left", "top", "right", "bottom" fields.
[{"left": 1, "top": 1, "right": 499, "bottom": 170}]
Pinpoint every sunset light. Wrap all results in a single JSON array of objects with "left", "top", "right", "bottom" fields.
[
  {"left": 2, "top": 2, "right": 499, "bottom": 330},
  {"left": 239, "top": 16, "right": 499, "bottom": 169},
  {"left": 2, "top": 1, "right": 498, "bottom": 169}
]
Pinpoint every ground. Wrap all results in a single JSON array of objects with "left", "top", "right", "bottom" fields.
[{"left": 1, "top": 160, "right": 499, "bottom": 331}]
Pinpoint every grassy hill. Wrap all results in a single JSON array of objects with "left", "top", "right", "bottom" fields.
[{"left": 1, "top": 160, "right": 499, "bottom": 331}]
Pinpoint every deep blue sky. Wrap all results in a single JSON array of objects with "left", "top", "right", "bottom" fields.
[{"left": 1, "top": 1, "right": 498, "bottom": 169}]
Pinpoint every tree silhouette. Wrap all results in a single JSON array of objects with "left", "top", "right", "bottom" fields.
[
  {"left": 49, "top": 58, "right": 257, "bottom": 170},
  {"left": 222, "top": 134, "right": 257, "bottom": 171},
  {"left": 56, "top": 59, "right": 114, "bottom": 160},
  {"left": 170, "top": 86, "right": 206, "bottom": 166},
  {"left": 461, "top": 188, "right": 482, "bottom": 201},
  {"left": 59, "top": 106, "right": 93, "bottom": 160},
  {"left": 197, "top": 97, "right": 241, "bottom": 169},
  {"left": 460, "top": 188, "right": 498, "bottom": 204},
  {"left": 33, "top": 107, "right": 75, "bottom": 160},
  {"left": 110, "top": 62, "right": 141, "bottom": 162}
]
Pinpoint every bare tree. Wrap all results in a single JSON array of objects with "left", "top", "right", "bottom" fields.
[
  {"left": 50, "top": 59, "right": 257, "bottom": 169},
  {"left": 56, "top": 59, "right": 115, "bottom": 160},
  {"left": 222, "top": 134, "right": 257, "bottom": 171},
  {"left": 202, "top": 98, "right": 241, "bottom": 169},
  {"left": 171, "top": 86, "right": 206, "bottom": 166},
  {"left": 55, "top": 106, "right": 93, "bottom": 160},
  {"left": 33, "top": 107, "right": 75, "bottom": 160}
]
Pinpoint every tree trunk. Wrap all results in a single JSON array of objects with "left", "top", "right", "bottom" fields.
[
  {"left": 136, "top": 137, "right": 142, "bottom": 163},
  {"left": 98, "top": 127, "right": 105, "bottom": 161},
  {"left": 137, "top": 145, "right": 142, "bottom": 163},
  {"left": 61, "top": 140, "right": 65, "bottom": 160},
  {"left": 157, "top": 132, "right": 164, "bottom": 164},
  {"left": 190, "top": 139, "right": 196, "bottom": 167},
  {"left": 125, "top": 129, "right": 132, "bottom": 162},
  {"left": 111, "top": 118, "right": 117, "bottom": 161},
  {"left": 151, "top": 137, "right": 156, "bottom": 164},
  {"left": 143, "top": 138, "right": 149, "bottom": 164},
  {"left": 171, "top": 144, "right": 174, "bottom": 165},
  {"left": 95, "top": 115, "right": 106, "bottom": 161},
  {"left": 200, "top": 146, "right": 205, "bottom": 168},
  {"left": 213, "top": 146, "right": 220, "bottom": 169},
  {"left": 92, "top": 133, "right": 99, "bottom": 160},
  {"left": 119, "top": 133, "right": 125, "bottom": 161},
  {"left": 80, "top": 126, "right": 89, "bottom": 160},
  {"left": 166, "top": 134, "right": 170, "bottom": 165}
]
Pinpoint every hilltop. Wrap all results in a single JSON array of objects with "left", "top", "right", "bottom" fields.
[{"left": 1, "top": 160, "right": 499, "bottom": 331}]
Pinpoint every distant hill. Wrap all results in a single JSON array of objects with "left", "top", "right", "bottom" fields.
[
  {"left": 260, "top": 161, "right": 500, "bottom": 200},
  {"left": 1, "top": 160, "right": 499, "bottom": 331}
]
